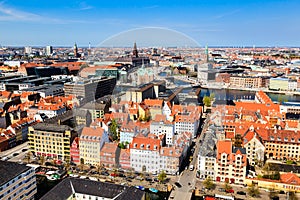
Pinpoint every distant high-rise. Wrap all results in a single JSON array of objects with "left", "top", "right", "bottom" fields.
[
  {"left": 46, "top": 45, "right": 53, "bottom": 56},
  {"left": 24, "top": 46, "right": 32, "bottom": 55},
  {"left": 205, "top": 44, "right": 209, "bottom": 62},
  {"left": 74, "top": 43, "right": 79, "bottom": 58}
]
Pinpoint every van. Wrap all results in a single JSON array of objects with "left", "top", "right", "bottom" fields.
[{"left": 189, "top": 165, "right": 194, "bottom": 171}]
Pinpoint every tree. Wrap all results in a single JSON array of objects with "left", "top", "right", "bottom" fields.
[
  {"left": 269, "top": 188, "right": 279, "bottom": 200},
  {"left": 64, "top": 157, "right": 71, "bottom": 171},
  {"left": 40, "top": 155, "right": 45, "bottom": 166},
  {"left": 203, "top": 95, "right": 212, "bottom": 107},
  {"left": 203, "top": 177, "right": 215, "bottom": 190},
  {"left": 25, "top": 151, "right": 31, "bottom": 163},
  {"left": 223, "top": 182, "right": 232, "bottom": 192},
  {"left": 247, "top": 184, "right": 260, "bottom": 198},
  {"left": 80, "top": 158, "right": 85, "bottom": 171},
  {"left": 158, "top": 170, "right": 167, "bottom": 183},
  {"left": 109, "top": 119, "right": 119, "bottom": 141},
  {"left": 288, "top": 191, "right": 298, "bottom": 200}
]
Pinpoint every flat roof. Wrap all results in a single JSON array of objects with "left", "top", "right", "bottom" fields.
[{"left": 0, "top": 161, "right": 31, "bottom": 186}]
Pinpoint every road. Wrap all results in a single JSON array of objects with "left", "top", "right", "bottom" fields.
[
  {"left": 170, "top": 114, "right": 210, "bottom": 200},
  {"left": 0, "top": 142, "right": 28, "bottom": 162}
]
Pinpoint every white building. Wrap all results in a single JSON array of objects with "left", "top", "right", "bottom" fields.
[
  {"left": 150, "top": 115, "right": 174, "bottom": 146},
  {"left": 174, "top": 114, "right": 199, "bottom": 138},
  {"left": 288, "top": 80, "right": 297, "bottom": 91},
  {"left": 162, "top": 101, "right": 172, "bottom": 121},
  {"left": 130, "top": 134, "right": 161, "bottom": 173},
  {"left": 119, "top": 121, "right": 137, "bottom": 144}
]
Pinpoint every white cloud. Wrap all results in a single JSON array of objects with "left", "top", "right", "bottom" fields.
[{"left": 0, "top": 1, "right": 41, "bottom": 21}]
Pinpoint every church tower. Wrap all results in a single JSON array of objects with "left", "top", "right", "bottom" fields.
[
  {"left": 74, "top": 42, "right": 79, "bottom": 58},
  {"left": 133, "top": 42, "right": 138, "bottom": 58}
]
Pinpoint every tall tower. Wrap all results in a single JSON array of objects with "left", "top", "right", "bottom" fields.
[
  {"left": 133, "top": 42, "right": 138, "bottom": 57},
  {"left": 74, "top": 43, "right": 78, "bottom": 58},
  {"left": 205, "top": 44, "right": 209, "bottom": 62},
  {"left": 46, "top": 45, "right": 53, "bottom": 56}
]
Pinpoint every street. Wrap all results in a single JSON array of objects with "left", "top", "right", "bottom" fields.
[
  {"left": 170, "top": 115, "right": 209, "bottom": 200},
  {"left": 0, "top": 142, "right": 28, "bottom": 162}
]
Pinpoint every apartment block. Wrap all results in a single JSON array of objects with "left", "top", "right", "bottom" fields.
[
  {"left": 28, "top": 123, "right": 75, "bottom": 161},
  {"left": 64, "top": 77, "right": 116, "bottom": 102},
  {"left": 215, "top": 140, "right": 247, "bottom": 184},
  {"left": 79, "top": 127, "right": 109, "bottom": 166},
  {"left": 100, "top": 142, "right": 120, "bottom": 168},
  {"left": 0, "top": 161, "right": 37, "bottom": 199}
]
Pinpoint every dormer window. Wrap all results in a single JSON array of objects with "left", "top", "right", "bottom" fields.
[
  {"left": 277, "top": 137, "right": 281, "bottom": 141},
  {"left": 291, "top": 138, "right": 295, "bottom": 142},
  {"left": 146, "top": 144, "right": 150, "bottom": 149},
  {"left": 284, "top": 137, "right": 288, "bottom": 142},
  {"left": 140, "top": 144, "right": 144, "bottom": 149},
  {"left": 134, "top": 143, "right": 137, "bottom": 148},
  {"left": 154, "top": 145, "right": 157, "bottom": 150},
  {"left": 270, "top": 136, "right": 274, "bottom": 141},
  {"left": 170, "top": 150, "right": 173, "bottom": 155}
]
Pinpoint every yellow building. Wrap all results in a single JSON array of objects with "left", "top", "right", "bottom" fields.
[
  {"left": 245, "top": 173, "right": 300, "bottom": 193},
  {"left": 28, "top": 123, "right": 75, "bottom": 161},
  {"left": 269, "top": 77, "right": 289, "bottom": 91},
  {"left": 79, "top": 127, "right": 109, "bottom": 166}
]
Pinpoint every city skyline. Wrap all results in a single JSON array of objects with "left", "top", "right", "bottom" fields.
[{"left": 0, "top": 0, "right": 300, "bottom": 47}]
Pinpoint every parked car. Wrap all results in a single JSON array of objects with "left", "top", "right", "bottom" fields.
[
  {"left": 174, "top": 182, "right": 182, "bottom": 188},
  {"left": 101, "top": 171, "right": 109, "bottom": 176},
  {"left": 118, "top": 173, "right": 126, "bottom": 177},
  {"left": 226, "top": 189, "right": 234, "bottom": 193},
  {"left": 237, "top": 191, "right": 246, "bottom": 195},
  {"left": 145, "top": 177, "right": 152, "bottom": 182},
  {"left": 110, "top": 173, "right": 118, "bottom": 177},
  {"left": 136, "top": 176, "right": 144, "bottom": 181},
  {"left": 218, "top": 188, "right": 226, "bottom": 192}
]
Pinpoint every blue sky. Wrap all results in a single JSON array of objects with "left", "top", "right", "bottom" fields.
[{"left": 0, "top": 0, "right": 299, "bottom": 47}]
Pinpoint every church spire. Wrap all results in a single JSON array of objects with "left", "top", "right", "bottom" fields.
[
  {"left": 74, "top": 42, "right": 78, "bottom": 58},
  {"left": 133, "top": 42, "right": 138, "bottom": 57}
]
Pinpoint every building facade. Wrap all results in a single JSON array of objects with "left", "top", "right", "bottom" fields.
[
  {"left": 28, "top": 123, "right": 75, "bottom": 161},
  {"left": 0, "top": 161, "right": 37, "bottom": 200},
  {"left": 79, "top": 127, "right": 109, "bottom": 166}
]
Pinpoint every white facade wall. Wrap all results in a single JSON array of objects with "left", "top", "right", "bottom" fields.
[
  {"left": 175, "top": 121, "right": 198, "bottom": 138},
  {"left": 119, "top": 131, "right": 135, "bottom": 144},
  {"left": 150, "top": 122, "right": 174, "bottom": 145},
  {"left": 38, "top": 107, "right": 66, "bottom": 118},
  {"left": 130, "top": 149, "right": 160, "bottom": 173}
]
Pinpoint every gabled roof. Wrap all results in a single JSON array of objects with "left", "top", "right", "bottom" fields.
[
  {"left": 280, "top": 173, "right": 300, "bottom": 185},
  {"left": 81, "top": 127, "right": 104, "bottom": 137},
  {"left": 40, "top": 177, "right": 145, "bottom": 200}
]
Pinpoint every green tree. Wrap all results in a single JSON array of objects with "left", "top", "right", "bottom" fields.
[
  {"left": 25, "top": 151, "right": 31, "bottom": 163},
  {"left": 40, "top": 155, "right": 45, "bottom": 166},
  {"left": 209, "top": 93, "right": 215, "bottom": 101},
  {"left": 158, "top": 170, "right": 167, "bottom": 183},
  {"left": 203, "top": 95, "right": 211, "bottom": 107},
  {"left": 80, "top": 158, "right": 85, "bottom": 171},
  {"left": 288, "top": 191, "right": 298, "bottom": 200},
  {"left": 269, "top": 188, "right": 279, "bottom": 200},
  {"left": 118, "top": 142, "right": 126, "bottom": 149},
  {"left": 223, "top": 182, "right": 232, "bottom": 192},
  {"left": 109, "top": 119, "right": 119, "bottom": 141},
  {"left": 247, "top": 184, "right": 260, "bottom": 198},
  {"left": 64, "top": 157, "right": 71, "bottom": 171},
  {"left": 203, "top": 177, "right": 215, "bottom": 190}
]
